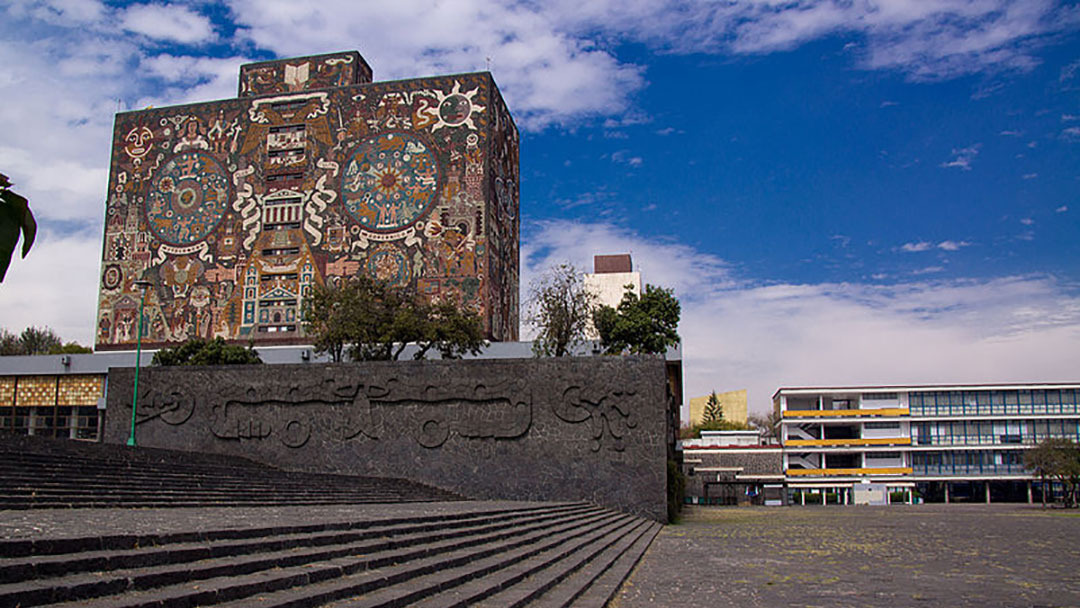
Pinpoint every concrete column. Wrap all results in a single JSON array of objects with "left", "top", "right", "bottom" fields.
[
  {"left": 944, "top": 482, "right": 950, "bottom": 504},
  {"left": 1027, "top": 481, "right": 1033, "bottom": 504},
  {"left": 985, "top": 482, "right": 991, "bottom": 504},
  {"left": 800, "top": 491, "right": 805, "bottom": 506}
]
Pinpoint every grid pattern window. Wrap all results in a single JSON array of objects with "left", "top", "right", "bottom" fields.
[
  {"left": 909, "top": 389, "right": 1080, "bottom": 416},
  {"left": 2, "top": 375, "right": 105, "bottom": 440},
  {"left": 912, "top": 450, "right": 1029, "bottom": 476},
  {"left": 909, "top": 420, "right": 1077, "bottom": 446}
]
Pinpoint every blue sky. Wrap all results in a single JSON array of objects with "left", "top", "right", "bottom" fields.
[{"left": 1, "top": 1, "right": 1078, "bottom": 413}]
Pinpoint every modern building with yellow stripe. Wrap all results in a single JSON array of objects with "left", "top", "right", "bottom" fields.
[{"left": 774, "top": 384, "right": 1080, "bottom": 505}]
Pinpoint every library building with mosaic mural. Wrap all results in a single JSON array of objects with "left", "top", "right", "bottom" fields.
[{"left": 96, "top": 50, "right": 520, "bottom": 351}]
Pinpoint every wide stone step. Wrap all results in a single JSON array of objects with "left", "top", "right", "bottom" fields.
[
  {"left": 559, "top": 521, "right": 661, "bottom": 608},
  {"left": 0, "top": 505, "right": 606, "bottom": 607},
  {"left": 27, "top": 507, "right": 617, "bottom": 604},
  {"left": 468, "top": 518, "right": 656, "bottom": 608},
  {"left": 399, "top": 515, "right": 648, "bottom": 608},
  {"left": 0, "top": 503, "right": 589, "bottom": 583}
]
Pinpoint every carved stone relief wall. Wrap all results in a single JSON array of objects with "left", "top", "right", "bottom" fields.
[{"left": 104, "top": 357, "right": 670, "bottom": 520}]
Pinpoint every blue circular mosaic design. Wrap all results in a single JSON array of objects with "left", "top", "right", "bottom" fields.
[
  {"left": 147, "top": 151, "right": 229, "bottom": 246},
  {"left": 342, "top": 132, "right": 439, "bottom": 233}
]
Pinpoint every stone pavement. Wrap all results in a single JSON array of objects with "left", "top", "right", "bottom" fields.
[{"left": 614, "top": 504, "right": 1080, "bottom": 608}]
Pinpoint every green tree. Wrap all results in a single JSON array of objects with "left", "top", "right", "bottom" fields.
[
  {"left": 527, "top": 263, "right": 596, "bottom": 357},
  {"left": 303, "top": 275, "right": 486, "bottom": 362},
  {"left": 0, "top": 173, "right": 36, "bottom": 283},
  {"left": 0, "top": 326, "right": 91, "bottom": 355},
  {"left": 702, "top": 391, "right": 724, "bottom": 424},
  {"left": 152, "top": 337, "right": 262, "bottom": 366},
  {"left": 1025, "top": 437, "right": 1080, "bottom": 507},
  {"left": 593, "top": 284, "right": 680, "bottom": 355},
  {"left": 49, "top": 342, "right": 93, "bottom": 354}
]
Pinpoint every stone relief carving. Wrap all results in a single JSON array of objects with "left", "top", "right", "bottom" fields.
[
  {"left": 136, "top": 385, "right": 196, "bottom": 426},
  {"left": 209, "top": 378, "right": 377, "bottom": 448},
  {"left": 159, "top": 374, "right": 537, "bottom": 449},
  {"left": 555, "top": 385, "right": 638, "bottom": 452}
]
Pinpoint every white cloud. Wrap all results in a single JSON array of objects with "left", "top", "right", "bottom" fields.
[
  {"left": 1062, "top": 126, "right": 1080, "bottom": 141},
  {"left": 1057, "top": 205, "right": 1069, "bottom": 213},
  {"left": 1000, "top": 129, "right": 1022, "bottom": 136},
  {"left": 936, "top": 240, "right": 971, "bottom": 251},
  {"left": 940, "top": 143, "right": 981, "bottom": 170},
  {"left": 0, "top": 230, "right": 102, "bottom": 345},
  {"left": 1021, "top": 217, "right": 1035, "bottom": 226},
  {"left": 1022, "top": 172, "right": 1038, "bottom": 179},
  {"left": 522, "top": 220, "right": 1080, "bottom": 415},
  {"left": 121, "top": 4, "right": 216, "bottom": 44},
  {"left": 225, "top": 0, "right": 645, "bottom": 131},
  {"left": 901, "top": 241, "right": 933, "bottom": 252}
]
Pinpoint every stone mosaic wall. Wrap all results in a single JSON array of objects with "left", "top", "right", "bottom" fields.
[
  {"left": 104, "top": 357, "right": 673, "bottom": 521},
  {"left": 97, "top": 51, "right": 519, "bottom": 350}
]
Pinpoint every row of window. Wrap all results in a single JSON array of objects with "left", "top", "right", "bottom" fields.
[
  {"left": 910, "top": 389, "right": 1080, "bottom": 415},
  {"left": 912, "top": 420, "right": 1080, "bottom": 446},
  {"left": 0, "top": 406, "right": 100, "bottom": 440}
]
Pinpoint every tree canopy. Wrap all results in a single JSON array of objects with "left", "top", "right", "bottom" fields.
[
  {"left": 0, "top": 173, "right": 36, "bottom": 283},
  {"left": 1024, "top": 437, "right": 1080, "bottom": 507},
  {"left": 593, "top": 283, "right": 680, "bottom": 355},
  {"left": 152, "top": 337, "right": 263, "bottom": 366},
  {"left": 302, "top": 275, "right": 485, "bottom": 362},
  {"left": 0, "top": 326, "right": 91, "bottom": 356},
  {"left": 526, "top": 263, "right": 596, "bottom": 357}
]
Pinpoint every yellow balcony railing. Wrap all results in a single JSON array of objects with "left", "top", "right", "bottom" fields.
[
  {"left": 786, "top": 467, "right": 913, "bottom": 477},
  {"left": 783, "top": 408, "right": 909, "bottom": 418},
  {"left": 785, "top": 437, "right": 912, "bottom": 447}
]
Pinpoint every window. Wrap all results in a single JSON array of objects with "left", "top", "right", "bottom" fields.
[
  {"left": 865, "top": 451, "right": 901, "bottom": 459},
  {"left": 864, "top": 421, "right": 900, "bottom": 429},
  {"left": 862, "top": 392, "right": 897, "bottom": 401}
]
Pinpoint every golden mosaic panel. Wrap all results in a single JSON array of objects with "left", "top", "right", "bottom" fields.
[
  {"left": 15, "top": 376, "right": 57, "bottom": 407},
  {"left": 57, "top": 375, "right": 106, "bottom": 406},
  {"left": 0, "top": 377, "right": 14, "bottom": 406}
]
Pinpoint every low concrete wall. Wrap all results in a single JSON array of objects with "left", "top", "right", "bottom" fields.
[{"left": 104, "top": 357, "right": 672, "bottom": 521}]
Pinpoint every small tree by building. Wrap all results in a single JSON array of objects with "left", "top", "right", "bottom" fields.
[
  {"left": 527, "top": 263, "right": 596, "bottom": 357},
  {"left": 1024, "top": 437, "right": 1080, "bottom": 507},
  {"left": 749, "top": 408, "right": 783, "bottom": 444},
  {"left": 702, "top": 391, "right": 724, "bottom": 424},
  {"left": 593, "top": 284, "right": 680, "bottom": 355},
  {"left": 152, "top": 337, "right": 262, "bottom": 366}
]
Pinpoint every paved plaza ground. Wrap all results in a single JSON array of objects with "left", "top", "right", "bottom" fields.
[{"left": 616, "top": 504, "right": 1080, "bottom": 608}]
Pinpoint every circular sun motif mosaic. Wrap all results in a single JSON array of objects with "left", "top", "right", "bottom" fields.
[
  {"left": 342, "top": 132, "right": 439, "bottom": 233},
  {"left": 146, "top": 151, "right": 229, "bottom": 246}
]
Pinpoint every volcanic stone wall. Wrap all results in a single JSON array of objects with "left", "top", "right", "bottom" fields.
[{"left": 104, "top": 357, "right": 673, "bottom": 521}]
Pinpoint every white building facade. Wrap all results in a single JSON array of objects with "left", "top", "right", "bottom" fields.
[{"left": 774, "top": 384, "right": 1080, "bottom": 505}]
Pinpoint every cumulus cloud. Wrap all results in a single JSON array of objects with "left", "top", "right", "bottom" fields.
[
  {"left": 225, "top": 0, "right": 645, "bottom": 130},
  {"left": 0, "top": 230, "right": 103, "bottom": 345},
  {"left": 120, "top": 4, "right": 216, "bottom": 44},
  {"left": 522, "top": 220, "right": 1080, "bottom": 415}
]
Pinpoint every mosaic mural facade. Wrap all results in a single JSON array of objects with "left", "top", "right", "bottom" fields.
[{"left": 97, "top": 51, "right": 519, "bottom": 350}]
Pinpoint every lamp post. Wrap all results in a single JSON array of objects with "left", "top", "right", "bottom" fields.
[{"left": 127, "top": 279, "right": 152, "bottom": 447}]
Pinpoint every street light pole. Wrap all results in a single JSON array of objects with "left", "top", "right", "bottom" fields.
[{"left": 127, "top": 279, "right": 152, "bottom": 447}]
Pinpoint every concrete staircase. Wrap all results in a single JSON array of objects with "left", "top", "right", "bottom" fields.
[
  {"left": 0, "top": 502, "right": 661, "bottom": 607},
  {"left": 0, "top": 436, "right": 461, "bottom": 508}
]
